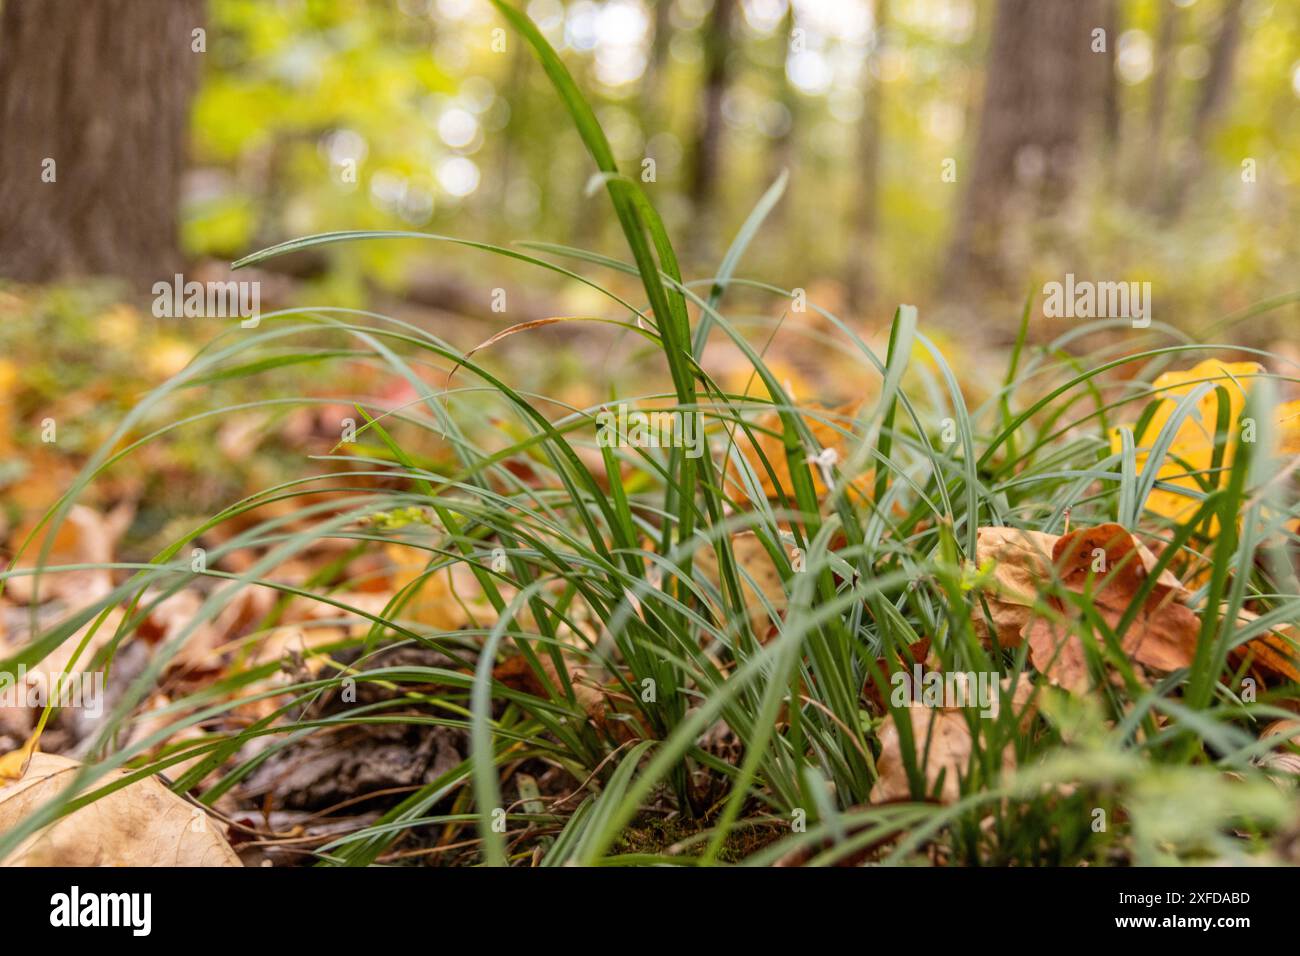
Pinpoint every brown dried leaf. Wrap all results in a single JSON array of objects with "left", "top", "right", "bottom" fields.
[
  {"left": 1024, "top": 597, "right": 1199, "bottom": 693},
  {"left": 974, "top": 524, "right": 1199, "bottom": 692},
  {"left": 971, "top": 527, "right": 1058, "bottom": 648},
  {"left": 1258, "top": 720, "right": 1300, "bottom": 777},
  {"left": 385, "top": 542, "right": 477, "bottom": 631},
  {"left": 976, "top": 527, "right": 1057, "bottom": 606},
  {"left": 971, "top": 601, "right": 1032, "bottom": 649},
  {"left": 5, "top": 504, "right": 130, "bottom": 606},
  {"left": 137, "top": 588, "right": 210, "bottom": 649},
  {"left": 1023, "top": 608, "right": 1092, "bottom": 693},
  {"left": 1230, "top": 609, "right": 1300, "bottom": 684},
  {"left": 1119, "top": 601, "right": 1201, "bottom": 673},
  {"left": 871, "top": 705, "right": 977, "bottom": 805},
  {"left": 493, "top": 653, "right": 643, "bottom": 743},
  {"left": 870, "top": 681, "right": 1035, "bottom": 805},
  {"left": 0, "top": 753, "right": 241, "bottom": 866},
  {"left": 1052, "top": 522, "right": 1188, "bottom": 608},
  {"left": 692, "top": 531, "right": 788, "bottom": 642}
]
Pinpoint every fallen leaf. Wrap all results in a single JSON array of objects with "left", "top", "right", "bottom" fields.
[
  {"left": 971, "top": 524, "right": 1199, "bottom": 693},
  {"left": 1052, "top": 523, "right": 1188, "bottom": 606},
  {"left": 137, "top": 588, "right": 210, "bottom": 646},
  {"left": 976, "top": 526, "right": 1058, "bottom": 604},
  {"left": 692, "top": 531, "right": 789, "bottom": 642},
  {"left": 5, "top": 504, "right": 131, "bottom": 606},
  {"left": 1258, "top": 720, "right": 1300, "bottom": 777},
  {"left": 493, "top": 652, "right": 643, "bottom": 742},
  {"left": 1, "top": 605, "right": 127, "bottom": 707},
  {"left": 1023, "top": 599, "right": 1201, "bottom": 693},
  {"left": 972, "top": 527, "right": 1057, "bottom": 647},
  {"left": 164, "top": 584, "right": 277, "bottom": 687},
  {"left": 385, "top": 542, "right": 478, "bottom": 631},
  {"left": 1108, "top": 360, "right": 1300, "bottom": 527},
  {"left": 871, "top": 706, "right": 980, "bottom": 804},
  {"left": 1022, "top": 610, "right": 1092, "bottom": 694},
  {"left": 0, "top": 752, "right": 242, "bottom": 866},
  {"left": 869, "top": 681, "right": 1035, "bottom": 805},
  {"left": 216, "top": 411, "right": 270, "bottom": 459},
  {"left": 1229, "top": 609, "right": 1300, "bottom": 684},
  {"left": 728, "top": 402, "right": 864, "bottom": 502}
]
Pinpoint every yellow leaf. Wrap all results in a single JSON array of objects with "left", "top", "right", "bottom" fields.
[
  {"left": 384, "top": 542, "right": 475, "bottom": 631},
  {"left": 1109, "top": 360, "right": 1293, "bottom": 526},
  {"left": 728, "top": 401, "right": 864, "bottom": 502},
  {"left": 0, "top": 729, "right": 39, "bottom": 782}
]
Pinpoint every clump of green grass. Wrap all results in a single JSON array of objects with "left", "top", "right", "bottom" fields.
[{"left": 2, "top": 2, "right": 1299, "bottom": 867}]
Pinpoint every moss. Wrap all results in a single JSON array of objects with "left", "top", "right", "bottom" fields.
[{"left": 616, "top": 814, "right": 786, "bottom": 862}]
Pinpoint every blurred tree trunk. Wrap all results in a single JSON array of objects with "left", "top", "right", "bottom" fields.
[
  {"left": 0, "top": 0, "right": 203, "bottom": 286},
  {"left": 943, "top": 0, "right": 1104, "bottom": 295},
  {"left": 1190, "top": 0, "right": 1246, "bottom": 140},
  {"left": 764, "top": 6, "right": 800, "bottom": 228},
  {"left": 687, "top": 0, "right": 735, "bottom": 260},
  {"left": 1164, "top": 0, "right": 1245, "bottom": 217},
  {"left": 1141, "top": 0, "right": 1181, "bottom": 207},
  {"left": 845, "top": 0, "right": 888, "bottom": 315},
  {"left": 1100, "top": 0, "right": 1122, "bottom": 149},
  {"left": 642, "top": 0, "right": 674, "bottom": 130}
]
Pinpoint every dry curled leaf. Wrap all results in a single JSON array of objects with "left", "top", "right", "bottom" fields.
[
  {"left": 4, "top": 503, "right": 131, "bottom": 606},
  {"left": 870, "top": 680, "right": 1035, "bottom": 805},
  {"left": 972, "top": 524, "right": 1199, "bottom": 693},
  {"left": 972, "top": 527, "right": 1057, "bottom": 647},
  {"left": 1257, "top": 720, "right": 1300, "bottom": 777},
  {"left": 1028, "top": 524, "right": 1198, "bottom": 692},
  {"left": 0, "top": 752, "right": 242, "bottom": 866},
  {"left": 692, "top": 531, "right": 790, "bottom": 643},
  {"left": 1230, "top": 609, "right": 1300, "bottom": 684},
  {"left": 493, "top": 652, "right": 644, "bottom": 743},
  {"left": 728, "top": 402, "right": 864, "bottom": 502},
  {"left": 1052, "top": 523, "right": 1188, "bottom": 605}
]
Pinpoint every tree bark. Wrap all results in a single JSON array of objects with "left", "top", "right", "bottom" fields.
[
  {"left": 687, "top": 0, "right": 735, "bottom": 259},
  {"left": 1191, "top": 0, "right": 1246, "bottom": 139},
  {"left": 763, "top": 6, "right": 799, "bottom": 228},
  {"left": 943, "top": 0, "right": 1105, "bottom": 295},
  {"left": 1100, "top": 0, "right": 1122, "bottom": 149},
  {"left": 1163, "top": 0, "right": 1245, "bottom": 217},
  {"left": 1141, "top": 0, "right": 1181, "bottom": 206},
  {"left": 0, "top": 0, "right": 203, "bottom": 285},
  {"left": 641, "top": 0, "right": 675, "bottom": 131},
  {"left": 845, "top": 0, "right": 888, "bottom": 314}
]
